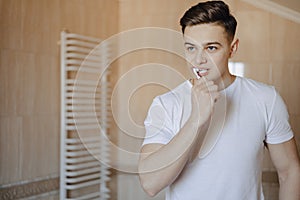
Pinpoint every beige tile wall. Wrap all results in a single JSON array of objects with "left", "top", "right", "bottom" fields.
[{"left": 0, "top": 0, "right": 119, "bottom": 198}]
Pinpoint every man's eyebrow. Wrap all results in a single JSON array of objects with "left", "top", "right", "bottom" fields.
[
  {"left": 184, "top": 42, "right": 196, "bottom": 46},
  {"left": 205, "top": 42, "right": 222, "bottom": 46},
  {"left": 184, "top": 41, "right": 222, "bottom": 46}
]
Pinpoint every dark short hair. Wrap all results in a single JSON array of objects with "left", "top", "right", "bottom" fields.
[{"left": 180, "top": 1, "right": 237, "bottom": 41}]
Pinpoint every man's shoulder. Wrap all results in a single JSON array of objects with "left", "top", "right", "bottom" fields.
[
  {"left": 239, "top": 77, "right": 275, "bottom": 93},
  {"left": 239, "top": 77, "right": 273, "bottom": 89},
  {"left": 156, "top": 80, "right": 191, "bottom": 102},
  {"left": 237, "top": 77, "right": 276, "bottom": 101}
]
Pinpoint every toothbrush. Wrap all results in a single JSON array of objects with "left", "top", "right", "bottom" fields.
[{"left": 193, "top": 68, "right": 201, "bottom": 79}]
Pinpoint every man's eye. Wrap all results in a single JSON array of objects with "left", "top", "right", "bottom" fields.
[
  {"left": 207, "top": 46, "right": 217, "bottom": 52},
  {"left": 186, "top": 46, "right": 195, "bottom": 52}
]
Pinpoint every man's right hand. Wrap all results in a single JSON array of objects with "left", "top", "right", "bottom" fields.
[{"left": 190, "top": 77, "right": 220, "bottom": 126}]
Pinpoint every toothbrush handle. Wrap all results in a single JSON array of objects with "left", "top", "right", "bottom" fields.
[{"left": 193, "top": 68, "right": 201, "bottom": 79}]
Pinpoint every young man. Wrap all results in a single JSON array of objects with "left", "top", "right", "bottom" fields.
[{"left": 139, "top": 1, "right": 300, "bottom": 200}]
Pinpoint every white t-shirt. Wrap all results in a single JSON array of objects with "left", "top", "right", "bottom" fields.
[{"left": 143, "top": 76, "right": 294, "bottom": 200}]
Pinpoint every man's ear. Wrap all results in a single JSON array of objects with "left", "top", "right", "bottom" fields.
[{"left": 229, "top": 38, "right": 239, "bottom": 58}]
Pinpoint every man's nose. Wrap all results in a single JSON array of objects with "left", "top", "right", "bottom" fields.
[{"left": 195, "top": 50, "right": 207, "bottom": 64}]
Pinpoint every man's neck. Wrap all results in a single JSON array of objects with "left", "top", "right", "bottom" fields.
[{"left": 216, "top": 74, "right": 236, "bottom": 91}]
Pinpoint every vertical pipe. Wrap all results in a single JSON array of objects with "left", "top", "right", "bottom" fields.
[
  {"left": 60, "top": 30, "right": 67, "bottom": 200},
  {"left": 100, "top": 42, "right": 110, "bottom": 200}
]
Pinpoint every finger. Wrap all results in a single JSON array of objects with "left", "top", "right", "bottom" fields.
[
  {"left": 198, "top": 81, "right": 217, "bottom": 92},
  {"left": 193, "top": 79, "right": 213, "bottom": 90},
  {"left": 195, "top": 76, "right": 208, "bottom": 85},
  {"left": 207, "top": 84, "right": 218, "bottom": 92},
  {"left": 210, "top": 91, "right": 220, "bottom": 101}
]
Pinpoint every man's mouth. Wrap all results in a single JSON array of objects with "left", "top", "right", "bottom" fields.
[{"left": 193, "top": 68, "right": 209, "bottom": 78}]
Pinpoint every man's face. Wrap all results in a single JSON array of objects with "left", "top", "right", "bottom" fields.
[{"left": 183, "top": 23, "right": 234, "bottom": 82}]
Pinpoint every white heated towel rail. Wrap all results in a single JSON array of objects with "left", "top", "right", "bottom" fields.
[{"left": 60, "top": 31, "right": 112, "bottom": 200}]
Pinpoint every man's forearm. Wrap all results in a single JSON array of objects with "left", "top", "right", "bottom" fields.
[
  {"left": 279, "top": 166, "right": 300, "bottom": 200},
  {"left": 139, "top": 118, "right": 209, "bottom": 196}
]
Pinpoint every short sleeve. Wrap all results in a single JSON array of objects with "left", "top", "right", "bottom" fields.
[
  {"left": 265, "top": 89, "right": 294, "bottom": 144},
  {"left": 142, "top": 97, "right": 174, "bottom": 146}
]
